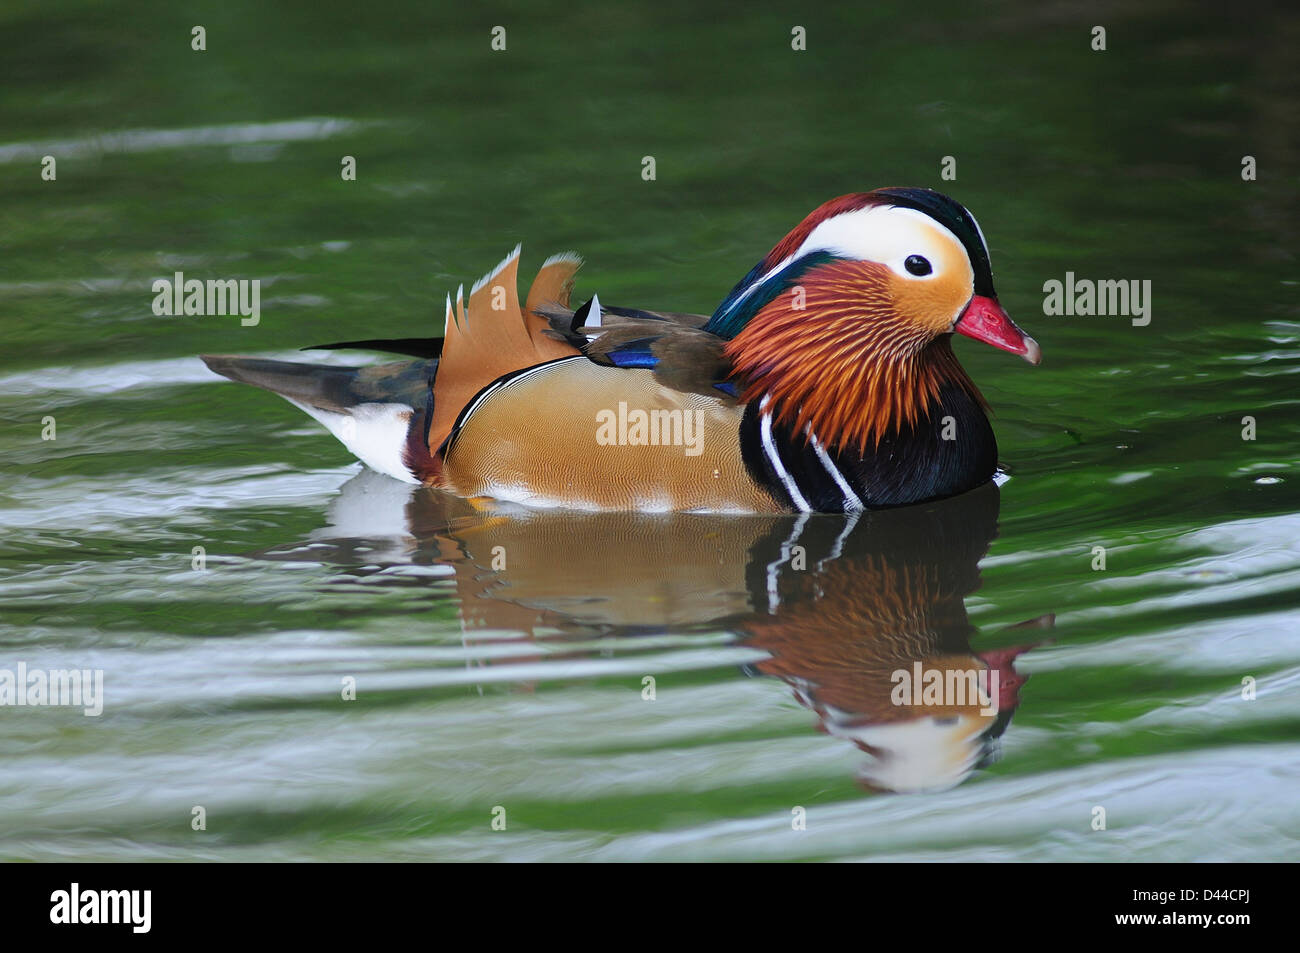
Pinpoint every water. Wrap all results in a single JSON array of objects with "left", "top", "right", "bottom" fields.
[{"left": 0, "top": 2, "right": 1297, "bottom": 861}]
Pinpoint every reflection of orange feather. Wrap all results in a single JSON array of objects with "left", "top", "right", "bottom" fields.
[
  {"left": 745, "top": 556, "right": 981, "bottom": 722},
  {"left": 726, "top": 260, "right": 987, "bottom": 453}
]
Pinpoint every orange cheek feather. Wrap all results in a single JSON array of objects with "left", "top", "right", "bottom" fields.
[{"left": 725, "top": 260, "right": 982, "bottom": 454}]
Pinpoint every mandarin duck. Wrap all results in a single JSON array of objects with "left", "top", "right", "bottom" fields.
[{"left": 203, "top": 187, "right": 1040, "bottom": 512}]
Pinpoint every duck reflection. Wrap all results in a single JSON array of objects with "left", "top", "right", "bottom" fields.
[{"left": 273, "top": 470, "right": 1043, "bottom": 793}]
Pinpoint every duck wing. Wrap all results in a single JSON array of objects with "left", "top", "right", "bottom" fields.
[{"left": 538, "top": 298, "right": 737, "bottom": 400}]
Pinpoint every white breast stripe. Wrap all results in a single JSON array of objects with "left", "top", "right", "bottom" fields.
[
  {"left": 809, "top": 430, "right": 864, "bottom": 512},
  {"left": 759, "top": 396, "right": 810, "bottom": 512}
]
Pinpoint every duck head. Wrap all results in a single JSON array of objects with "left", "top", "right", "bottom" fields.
[{"left": 707, "top": 187, "right": 1040, "bottom": 453}]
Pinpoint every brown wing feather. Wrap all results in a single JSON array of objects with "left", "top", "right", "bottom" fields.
[
  {"left": 523, "top": 253, "right": 585, "bottom": 357},
  {"left": 427, "top": 249, "right": 583, "bottom": 455},
  {"left": 540, "top": 305, "right": 734, "bottom": 400}
]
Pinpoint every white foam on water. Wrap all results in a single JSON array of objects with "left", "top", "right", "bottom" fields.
[
  {"left": 0, "top": 117, "right": 377, "bottom": 164},
  {"left": 0, "top": 350, "right": 377, "bottom": 397}
]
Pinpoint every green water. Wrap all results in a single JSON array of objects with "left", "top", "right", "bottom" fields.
[{"left": 0, "top": 1, "right": 1297, "bottom": 860}]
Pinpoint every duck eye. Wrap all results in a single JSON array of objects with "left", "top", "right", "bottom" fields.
[{"left": 904, "top": 255, "right": 933, "bottom": 277}]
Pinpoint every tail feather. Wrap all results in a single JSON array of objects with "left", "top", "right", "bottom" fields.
[
  {"left": 200, "top": 354, "right": 435, "bottom": 484},
  {"left": 301, "top": 338, "right": 444, "bottom": 359},
  {"left": 200, "top": 355, "right": 434, "bottom": 411}
]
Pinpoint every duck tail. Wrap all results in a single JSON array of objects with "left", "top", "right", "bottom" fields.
[
  {"left": 199, "top": 354, "right": 438, "bottom": 484},
  {"left": 201, "top": 248, "right": 584, "bottom": 484}
]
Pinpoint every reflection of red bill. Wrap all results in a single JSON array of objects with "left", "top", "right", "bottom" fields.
[
  {"left": 957, "top": 295, "right": 1042, "bottom": 365},
  {"left": 977, "top": 645, "right": 1032, "bottom": 711}
]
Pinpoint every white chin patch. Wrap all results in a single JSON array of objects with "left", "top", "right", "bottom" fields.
[{"left": 285, "top": 399, "right": 419, "bottom": 485}]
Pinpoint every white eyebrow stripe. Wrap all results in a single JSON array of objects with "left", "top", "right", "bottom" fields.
[{"left": 720, "top": 204, "right": 970, "bottom": 320}]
